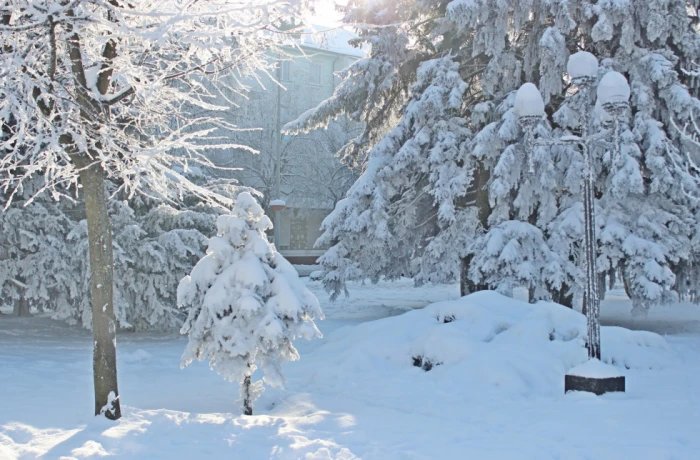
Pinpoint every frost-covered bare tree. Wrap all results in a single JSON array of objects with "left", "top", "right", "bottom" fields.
[
  {"left": 0, "top": 0, "right": 308, "bottom": 420},
  {"left": 205, "top": 74, "right": 362, "bottom": 211}
]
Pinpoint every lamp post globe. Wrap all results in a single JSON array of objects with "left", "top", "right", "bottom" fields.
[
  {"left": 597, "top": 71, "right": 631, "bottom": 107},
  {"left": 514, "top": 82, "right": 545, "bottom": 119},
  {"left": 567, "top": 51, "right": 599, "bottom": 83}
]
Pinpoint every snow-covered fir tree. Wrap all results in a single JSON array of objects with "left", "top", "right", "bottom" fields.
[
  {"left": 57, "top": 195, "right": 222, "bottom": 331},
  {"left": 0, "top": 188, "right": 77, "bottom": 317},
  {"left": 179, "top": 192, "right": 323, "bottom": 415},
  {"left": 288, "top": 0, "right": 700, "bottom": 315},
  {"left": 0, "top": 180, "right": 231, "bottom": 330}
]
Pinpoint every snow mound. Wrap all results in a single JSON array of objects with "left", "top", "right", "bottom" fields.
[{"left": 302, "top": 292, "right": 675, "bottom": 400}]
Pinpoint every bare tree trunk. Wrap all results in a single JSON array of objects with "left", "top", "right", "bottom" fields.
[
  {"left": 528, "top": 286, "right": 537, "bottom": 303},
  {"left": 553, "top": 283, "right": 574, "bottom": 308},
  {"left": 74, "top": 155, "right": 121, "bottom": 420},
  {"left": 460, "top": 255, "right": 489, "bottom": 296},
  {"left": 598, "top": 272, "right": 607, "bottom": 302},
  {"left": 460, "top": 162, "right": 491, "bottom": 297},
  {"left": 62, "top": 24, "right": 121, "bottom": 420},
  {"left": 242, "top": 376, "right": 253, "bottom": 416},
  {"left": 460, "top": 256, "right": 469, "bottom": 297},
  {"left": 13, "top": 295, "right": 32, "bottom": 317},
  {"left": 608, "top": 267, "right": 616, "bottom": 291}
]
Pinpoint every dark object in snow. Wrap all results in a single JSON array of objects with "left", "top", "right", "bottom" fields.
[
  {"left": 412, "top": 355, "right": 441, "bottom": 371},
  {"left": 565, "top": 375, "right": 625, "bottom": 395},
  {"left": 439, "top": 314, "right": 455, "bottom": 323}
]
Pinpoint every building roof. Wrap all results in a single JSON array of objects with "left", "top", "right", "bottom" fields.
[{"left": 298, "top": 25, "right": 367, "bottom": 59}]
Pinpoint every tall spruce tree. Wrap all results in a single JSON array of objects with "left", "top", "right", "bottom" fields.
[{"left": 288, "top": 0, "right": 700, "bottom": 313}]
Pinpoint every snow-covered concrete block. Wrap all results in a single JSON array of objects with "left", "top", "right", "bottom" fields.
[{"left": 565, "top": 359, "right": 625, "bottom": 395}]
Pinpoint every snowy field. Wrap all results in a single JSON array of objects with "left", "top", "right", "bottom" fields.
[{"left": 2, "top": 280, "right": 700, "bottom": 459}]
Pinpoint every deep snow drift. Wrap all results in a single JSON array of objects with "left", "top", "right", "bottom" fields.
[{"left": 1, "top": 284, "right": 700, "bottom": 459}]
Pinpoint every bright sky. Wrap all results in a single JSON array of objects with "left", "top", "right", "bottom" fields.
[{"left": 309, "top": 0, "right": 345, "bottom": 26}]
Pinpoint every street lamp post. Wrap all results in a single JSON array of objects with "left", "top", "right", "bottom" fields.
[{"left": 515, "top": 52, "right": 630, "bottom": 395}]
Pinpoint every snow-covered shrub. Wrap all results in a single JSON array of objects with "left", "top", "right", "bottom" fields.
[{"left": 179, "top": 192, "right": 323, "bottom": 415}]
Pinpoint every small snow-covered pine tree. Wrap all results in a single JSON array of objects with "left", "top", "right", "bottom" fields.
[{"left": 178, "top": 192, "right": 323, "bottom": 415}]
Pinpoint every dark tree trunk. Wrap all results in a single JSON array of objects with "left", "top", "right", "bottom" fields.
[
  {"left": 63, "top": 27, "right": 121, "bottom": 420},
  {"left": 460, "top": 255, "right": 489, "bottom": 297},
  {"left": 13, "top": 292, "right": 32, "bottom": 317},
  {"left": 608, "top": 267, "right": 616, "bottom": 291},
  {"left": 528, "top": 286, "right": 537, "bottom": 304},
  {"left": 560, "top": 283, "right": 574, "bottom": 308},
  {"left": 242, "top": 376, "right": 253, "bottom": 416},
  {"left": 74, "top": 155, "right": 121, "bottom": 420},
  {"left": 460, "top": 161, "right": 492, "bottom": 297},
  {"left": 598, "top": 272, "right": 607, "bottom": 302}
]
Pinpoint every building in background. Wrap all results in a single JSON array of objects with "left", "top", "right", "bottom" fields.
[{"left": 206, "top": 27, "right": 364, "bottom": 264}]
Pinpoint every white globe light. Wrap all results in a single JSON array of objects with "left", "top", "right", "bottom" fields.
[
  {"left": 567, "top": 51, "right": 599, "bottom": 80},
  {"left": 514, "top": 83, "right": 545, "bottom": 118},
  {"left": 597, "top": 71, "right": 631, "bottom": 105}
]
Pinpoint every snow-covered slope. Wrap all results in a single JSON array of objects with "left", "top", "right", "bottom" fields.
[{"left": 291, "top": 292, "right": 674, "bottom": 402}]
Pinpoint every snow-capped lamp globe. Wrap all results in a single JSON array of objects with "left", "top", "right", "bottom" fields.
[
  {"left": 597, "top": 71, "right": 630, "bottom": 118},
  {"left": 514, "top": 82, "right": 545, "bottom": 120},
  {"left": 515, "top": 83, "right": 545, "bottom": 173},
  {"left": 566, "top": 51, "right": 599, "bottom": 85}
]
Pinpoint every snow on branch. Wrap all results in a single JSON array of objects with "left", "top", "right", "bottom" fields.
[{"left": 0, "top": 0, "right": 306, "bottom": 207}]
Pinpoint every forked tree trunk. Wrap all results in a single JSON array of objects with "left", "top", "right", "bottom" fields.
[
  {"left": 63, "top": 23, "right": 121, "bottom": 420},
  {"left": 74, "top": 155, "right": 121, "bottom": 420},
  {"left": 242, "top": 376, "right": 253, "bottom": 416}
]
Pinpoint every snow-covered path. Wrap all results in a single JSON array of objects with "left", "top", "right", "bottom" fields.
[{"left": 1, "top": 281, "right": 700, "bottom": 459}]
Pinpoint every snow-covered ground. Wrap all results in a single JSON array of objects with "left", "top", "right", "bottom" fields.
[{"left": 1, "top": 280, "right": 700, "bottom": 459}]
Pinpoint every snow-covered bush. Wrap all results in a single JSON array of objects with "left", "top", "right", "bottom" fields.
[{"left": 179, "top": 192, "right": 323, "bottom": 415}]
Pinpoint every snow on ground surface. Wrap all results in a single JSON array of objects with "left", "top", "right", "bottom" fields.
[{"left": 1, "top": 280, "right": 700, "bottom": 459}]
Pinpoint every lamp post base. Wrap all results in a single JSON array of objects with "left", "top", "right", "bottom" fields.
[
  {"left": 565, "top": 359, "right": 625, "bottom": 395},
  {"left": 565, "top": 374, "right": 625, "bottom": 395}
]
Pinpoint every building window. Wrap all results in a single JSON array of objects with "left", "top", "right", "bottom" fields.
[
  {"left": 280, "top": 61, "right": 291, "bottom": 81},
  {"left": 308, "top": 62, "right": 322, "bottom": 85}
]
